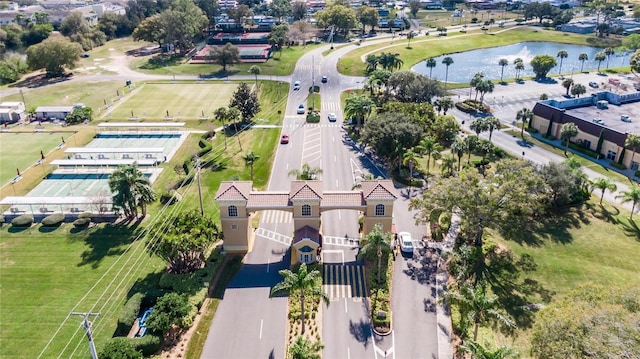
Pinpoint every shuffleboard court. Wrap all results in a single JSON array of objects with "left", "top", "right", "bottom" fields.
[
  {"left": 106, "top": 83, "right": 238, "bottom": 120},
  {"left": 0, "top": 132, "right": 65, "bottom": 186}
]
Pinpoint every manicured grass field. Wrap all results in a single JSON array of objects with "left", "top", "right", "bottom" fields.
[
  {"left": 0, "top": 224, "right": 164, "bottom": 358},
  {"left": 105, "top": 82, "right": 238, "bottom": 120},
  {"left": 0, "top": 132, "right": 65, "bottom": 186}
]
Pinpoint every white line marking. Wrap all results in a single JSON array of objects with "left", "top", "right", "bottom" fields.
[
  {"left": 344, "top": 298, "right": 348, "bottom": 313},
  {"left": 347, "top": 347, "right": 350, "bottom": 359},
  {"left": 259, "top": 319, "right": 263, "bottom": 339},
  {"left": 338, "top": 211, "right": 341, "bottom": 220},
  {"left": 334, "top": 155, "right": 337, "bottom": 162},
  {"left": 336, "top": 178, "right": 339, "bottom": 187}
]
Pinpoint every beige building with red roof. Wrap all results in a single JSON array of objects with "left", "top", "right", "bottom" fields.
[{"left": 215, "top": 180, "right": 397, "bottom": 262}]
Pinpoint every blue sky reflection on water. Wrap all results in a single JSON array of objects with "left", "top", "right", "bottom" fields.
[{"left": 411, "top": 42, "right": 631, "bottom": 83}]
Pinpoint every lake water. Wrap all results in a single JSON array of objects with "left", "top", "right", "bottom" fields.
[{"left": 411, "top": 42, "right": 630, "bottom": 83}]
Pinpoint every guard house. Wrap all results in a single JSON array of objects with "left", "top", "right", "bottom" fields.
[{"left": 215, "top": 180, "right": 397, "bottom": 258}]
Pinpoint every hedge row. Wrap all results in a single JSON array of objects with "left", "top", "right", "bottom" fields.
[
  {"left": 42, "top": 213, "right": 64, "bottom": 227},
  {"left": 117, "top": 292, "right": 145, "bottom": 333}
]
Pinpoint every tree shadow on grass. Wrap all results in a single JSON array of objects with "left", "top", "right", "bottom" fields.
[
  {"left": 584, "top": 202, "right": 619, "bottom": 225},
  {"left": 502, "top": 206, "right": 589, "bottom": 247},
  {"left": 76, "top": 221, "right": 143, "bottom": 269},
  {"left": 619, "top": 218, "right": 640, "bottom": 242}
]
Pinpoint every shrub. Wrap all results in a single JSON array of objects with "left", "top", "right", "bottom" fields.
[
  {"left": 159, "top": 265, "right": 216, "bottom": 292},
  {"left": 117, "top": 292, "right": 145, "bottom": 335},
  {"left": 73, "top": 217, "right": 91, "bottom": 228},
  {"left": 610, "top": 161, "right": 626, "bottom": 170},
  {"left": 78, "top": 212, "right": 92, "bottom": 219},
  {"left": 306, "top": 112, "right": 320, "bottom": 123},
  {"left": 41, "top": 213, "right": 64, "bottom": 227},
  {"left": 99, "top": 337, "right": 142, "bottom": 359},
  {"left": 11, "top": 214, "right": 34, "bottom": 227},
  {"left": 128, "top": 334, "right": 161, "bottom": 356},
  {"left": 197, "top": 137, "right": 212, "bottom": 157},
  {"left": 160, "top": 190, "right": 181, "bottom": 205}
]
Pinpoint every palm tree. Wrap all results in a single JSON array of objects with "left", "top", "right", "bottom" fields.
[
  {"left": 344, "top": 94, "right": 374, "bottom": 127},
  {"left": 442, "top": 284, "right": 515, "bottom": 341},
  {"left": 406, "top": 31, "right": 415, "bottom": 48},
  {"left": 464, "top": 135, "right": 479, "bottom": 164},
  {"left": 578, "top": 52, "right": 588, "bottom": 73},
  {"left": 108, "top": 163, "right": 157, "bottom": 219},
  {"left": 365, "top": 54, "right": 378, "bottom": 74},
  {"left": 557, "top": 50, "right": 568, "bottom": 75},
  {"left": 625, "top": 134, "right": 640, "bottom": 178},
  {"left": 425, "top": 58, "right": 437, "bottom": 79},
  {"left": 442, "top": 56, "right": 454, "bottom": 90},
  {"left": 470, "top": 117, "right": 488, "bottom": 136},
  {"left": 451, "top": 140, "right": 466, "bottom": 171},
  {"left": 604, "top": 47, "right": 614, "bottom": 69},
  {"left": 591, "top": 177, "right": 617, "bottom": 205},
  {"left": 514, "top": 60, "right": 524, "bottom": 81},
  {"left": 616, "top": 186, "right": 640, "bottom": 220},
  {"left": 242, "top": 151, "right": 260, "bottom": 182},
  {"left": 459, "top": 340, "right": 518, "bottom": 359},
  {"left": 434, "top": 97, "right": 454, "bottom": 114},
  {"left": 476, "top": 80, "right": 494, "bottom": 105},
  {"left": 227, "top": 107, "right": 243, "bottom": 151},
  {"left": 498, "top": 58, "right": 508, "bottom": 83},
  {"left": 358, "top": 224, "right": 392, "bottom": 285},
  {"left": 271, "top": 263, "right": 329, "bottom": 335},
  {"left": 485, "top": 116, "right": 501, "bottom": 142},
  {"left": 595, "top": 52, "right": 606, "bottom": 73},
  {"left": 378, "top": 52, "right": 403, "bottom": 71},
  {"left": 562, "top": 78, "right": 574, "bottom": 96},
  {"left": 214, "top": 107, "right": 228, "bottom": 149},
  {"left": 402, "top": 148, "right": 419, "bottom": 179},
  {"left": 417, "top": 137, "right": 442, "bottom": 175},
  {"left": 288, "top": 162, "right": 323, "bottom": 180},
  {"left": 440, "top": 155, "right": 456, "bottom": 176},
  {"left": 560, "top": 122, "right": 579, "bottom": 155},
  {"left": 249, "top": 65, "right": 261, "bottom": 87},
  {"left": 516, "top": 108, "right": 533, "bottom": 139},
  {"left": 289, "top": 336, "right": 324, "bottom": 359}
]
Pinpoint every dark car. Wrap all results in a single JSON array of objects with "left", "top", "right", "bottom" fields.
[{"left": 321, "top": 76, "right": 328, "bottom": 83}]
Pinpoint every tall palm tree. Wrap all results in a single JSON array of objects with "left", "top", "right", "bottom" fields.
[
  {"left": 470, "top": 117, "right": 488, "bottom": 136},
  {"left": 562, "top": 78, "right": 574, "bottom": 96},
  {"left": 578, "top": 52, "right": 588, "bottom": 73},
  {"left": 442, "top": 284, "right": 515, "bottom": 341},
  {"left": 417, "top": 137, "right": 442, "bottom": 175},
  {"left": 560, "top": 122, "right": 579, "bottom": 155},
  {"left": 227, "top": 107, "right": 243, "bottom": 151},
  {"left": 214, "top": 107, "right": 228, "bottom": 149},
  {"left": 289, "top": 336, "right": 324, "bottom": 359},
  {"left": 485, "top": 116, "right": 501, "bottom": 142},
  {"left": 557, "top": 50, "right": 568, "bottom": 75},
  {"left": 358, "top": 224, "right": 392, "bottom": 285},
  {"left": 378, "top": 52, "right": 403, "bottom": 71},
  {"left": 464, "top": 135, "right": 479, "bottom": 164},
  {"left": 249, "top": 65, "right": 261, "bottom": 87},
  {"left": 242, "top": 151, "right": 260, "bottom": 182},
  {"left": 604, "top": 47, "right": 614, "bottom": 69},
  {"left": 436, "top": 97, "right": 454, "bottom": 115},
  {"left": 451, "top": 140, "right": 466, "bottom": 171},
  {"left": 344, "top": 94, "right": 375, "bottom": 127},
  {"left": 406, "top": 31, "right": 415, "bottom": 48},
  {"left": 498, "top": 58, "right": 508, "bottom": 83},
  {"left": 440, "top": 155, "right": 456, "bottom": 176},
  {"left": 514, "top": 60, "right": 524, "bottom": 81},
  {"left": 442, "top": 56, "right": 454, "bottom": 90},
  {"left": 595, "top": 52, "right": 606, "bottom": 73},
  {"left": 288, "top": 162, "right": 323, "bottom": 180},
  {"left": 516, "top": 108, "right": 533, "bottom": 139},
  {"left": 591, "top": 177, "right": 617, "bottom": 205},
  {"left": 425, "top": 58, "right": 437, "bottom": 79},
  {"left": 476, "top": 80, "right": 494, "bottom": 105},
  {"left": 625, "top": 134, "right": 640, "bottom": 178},
  {"left": 459, "top": 340, "right": 518, "bottom": 359},
  {"left": 402, "top": 148, "right": 419, "bottom": 179},
  {"left": 108, "top": 163, "right": 157, "bottom": 219},
  {"left": 365, "top": 54, "right": 379, "bottom": 74},
  {"left": 271, "top": 263, "right": 329, "bottom": 335},
  {"left": 616, "top": 186, "right": 640, "bottom": 220}
]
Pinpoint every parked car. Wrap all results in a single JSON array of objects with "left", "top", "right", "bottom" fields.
[
  {"left": 280, "top": 134, "right": 289, "bottom": 144},
  {"left": 321, "top": 76, "right": 328, "bottom": 83},
  {"left": 297, "top": 104, "right": 305, "bottom": 114},
  {"left": 293, "top": 81, "right": 301, "bottom": 90},
  {"left": 398, "top": 231, "right": 414, "bottom": 253},
  {"left": 328, "top": 113, "right": 337, "bottom": 122},
  {"left": 589, "top": 81, "right": 599, "bottom": 88}
]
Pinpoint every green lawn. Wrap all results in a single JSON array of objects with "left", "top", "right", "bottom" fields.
[
  {"left": 0, "top": 224, "right": 164, "bottom": 358},
  {"left": 0, "top": 132, "right": 65, "bottom": 185},
  {"left": 104, "top": 82, "right": 238, "bottom": 120}
]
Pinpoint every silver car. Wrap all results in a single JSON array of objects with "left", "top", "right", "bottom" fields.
[{"left": 398, "top": 231, "right": 414, "bottom": 253}]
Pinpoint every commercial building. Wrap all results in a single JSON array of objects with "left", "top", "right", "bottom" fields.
[{"left": 531, "top": 91, "right": 640, "bottom": 171}]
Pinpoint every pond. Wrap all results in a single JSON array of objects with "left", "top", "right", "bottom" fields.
[{"left": 411, "top": 42, "right": 630, "bottom": 83}]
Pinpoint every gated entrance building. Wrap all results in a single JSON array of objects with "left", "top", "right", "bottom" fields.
[{"left": 215, "top": 180, "right": 397, "bottom": 255}]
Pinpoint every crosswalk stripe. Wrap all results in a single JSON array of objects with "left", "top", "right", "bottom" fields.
[
  {"left": 254, "top": 227, "right": 292, "bottom": 246},
  {"left": 323, "top": 235, "right": 360, "bottom": 247},
  {"left": 322, "top": 264, "right": 366, "bottom": 298}
]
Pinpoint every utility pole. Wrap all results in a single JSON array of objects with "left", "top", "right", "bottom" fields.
[
  {"left": 70, "top": 312, "right": 100, "bottom": 359},
  {"left": 196, "top": 155, "right": 204, "bottom": 215},
  {"left": 312, "top": 56, "right": 315, "bottom": 111}
]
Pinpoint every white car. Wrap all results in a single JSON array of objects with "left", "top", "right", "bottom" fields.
[
  {"left": 398, "top": 232, "right": 414, "bottom": 253},
  {"left": 328, "top": 113, "right": 337, "bottom": 122},
  {"left": 293, "top": 81, "right": 301, "bottom": 90},
  {"left": 297, "top": 104, "right": 305, "bottom": 114}
]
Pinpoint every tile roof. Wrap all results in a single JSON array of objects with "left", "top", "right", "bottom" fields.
[
  {"left": 215, "top": 181, "right": 253, "bottom": 201},
  {"left": 360, "top": 180, "right": 397, "bottom": 200},
  {"left": 293, "top": 225, "right": 321, "bottom": 245},
  {"left": 247, "top": 192, "right": 290, "bottom": 208},
  {"left": 290, "top": 181, "right": 323, "bottom": 200},
  {"left": 321, "top": 192, "right": 364, "bottom": 208}
]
